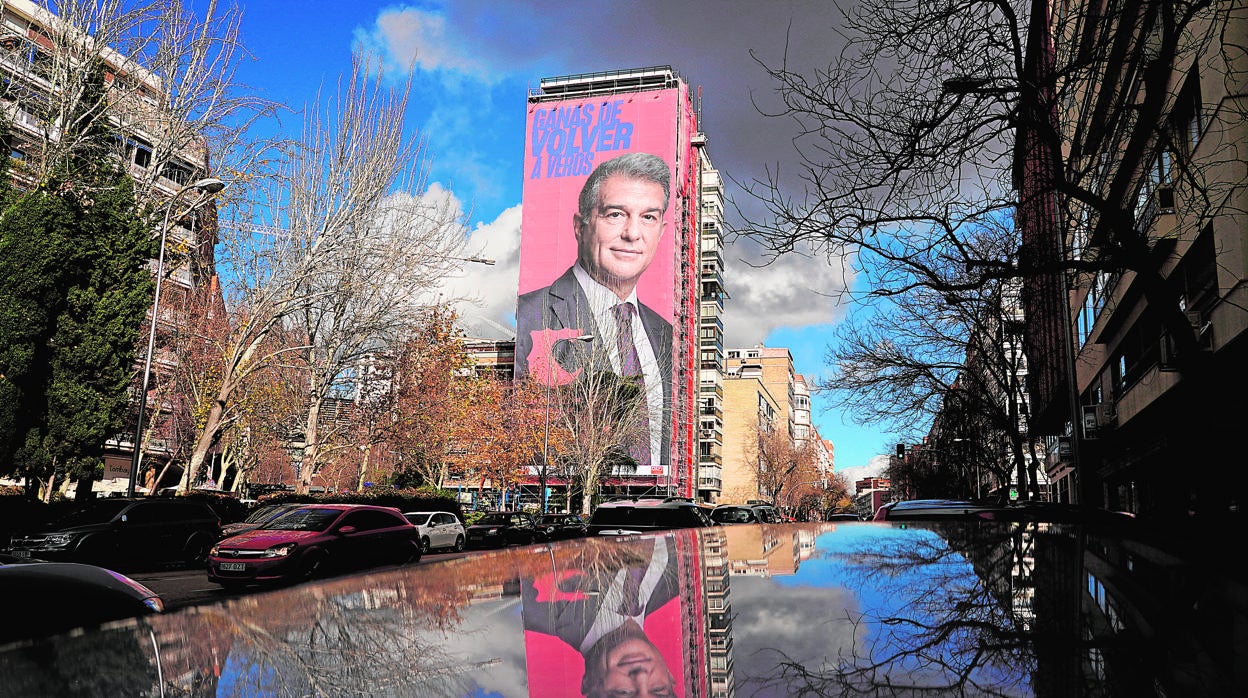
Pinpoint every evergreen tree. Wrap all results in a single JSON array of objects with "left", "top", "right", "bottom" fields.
[{"left": 0, "top": 59, "right": 154, "bottom": 497}]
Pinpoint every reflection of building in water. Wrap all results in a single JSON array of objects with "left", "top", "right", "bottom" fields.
[
  {"left": 694, "top": 525, "right": 834, "bottom": 695},
  {"left": 698, "top": 527, "right": 735, "bottom": 696}
]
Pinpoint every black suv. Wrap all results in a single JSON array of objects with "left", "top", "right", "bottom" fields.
[
  {"left": 537, "top": 513, "right": 589, "bottom": 540},
  {"left": 4, "top": 498, "right": 222, "bottom": 569},
  {"left": 587, "top": 497, "right": 716, "bottom": 536},
  {"left": 465, "top": 511, "right": 539, "bottom": 548},
  {"left": 711, "top": 504, "right": 770, "bottom": 525}
]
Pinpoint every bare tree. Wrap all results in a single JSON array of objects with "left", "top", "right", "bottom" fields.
[
  {"left": 550, "top": 363, "right": 651, "bottom": 514},
  {"left": 3, "top": 0, "right": 272, "bottom": 206},
  {"left": 181, "top": 54, "right": 468, "bottom": 491},
  {"left": 751, "top": 419, "right": 821, "bottom": 513}
]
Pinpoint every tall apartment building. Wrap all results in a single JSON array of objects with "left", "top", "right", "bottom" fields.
[
  {"left": 696, "top": 144, "right": 728, "bottom": 503},
  {"left": 517, "top": 66, "right": 706, "bottom": 498},
  {"left": 0, "top": 0, "right": 218, "bottom": 493},
  {"left": 1021, "top": 1, "right": 1247, "bottom": 517},
  {"left": 719, "top": 346, "right": 833, "bottom": 503},
  {"left": 720, "top": 360, "right": 780, "bottom": 503}
]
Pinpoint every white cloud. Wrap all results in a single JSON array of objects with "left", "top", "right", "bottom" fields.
[
  {"left": 722, "top": 242, "right": 855, "bottom": 348},
  {"left": 836, "top": 454, "right": 892, "bottom": 487},
  {"left": 438, "top": 200, "right": 522, "bottom": 337},
  {"left": 359, "top": 7, "right": 484, "bottom": 78}
]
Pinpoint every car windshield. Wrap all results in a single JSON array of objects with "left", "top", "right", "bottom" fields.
[
  {"left": 592, "top": 507, "right": 691, "bottom": 527},
  {"left": 539, "top": 516, "right": 565, "bottom": 525},
  {"left": 405, "top": 513, "right": 432, "bottom": 526},
  {"left": 713, "top": 508, "right": 754, "bottom": 523},
  {"left": 53, "top": 500, "right": 132, "bottom": 528},
  {"left": 263, "top": 508, "right": 342, "bottom": 532},
  {"left": 476, "top": 514, "right": 509, "bottom": 526},
  {"left": 243, "top": 505, "right": 284, "bottom": 524}
]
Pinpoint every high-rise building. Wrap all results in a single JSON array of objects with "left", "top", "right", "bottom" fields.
[
  {"left": 696, "top": 144, "right": 727, "bottom": 503},
  {"left": 515, "top": 66, "right": 706, "bottom": 499},
  {"left": 720, "top": 346, "right": 823, "bottom": 504}
]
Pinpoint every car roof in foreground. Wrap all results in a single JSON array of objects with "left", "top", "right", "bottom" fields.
[{"left": 1, "top": 515, "right": 1240, "bottom": 696}]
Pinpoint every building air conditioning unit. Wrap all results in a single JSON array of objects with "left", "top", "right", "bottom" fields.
[{"left": 1081, "top": 403, "right": 1116, "bottom": 439}]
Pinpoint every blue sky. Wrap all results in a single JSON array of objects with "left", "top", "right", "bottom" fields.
[{"left": 225, "top": 0, "right": 897, "bottom": 479}]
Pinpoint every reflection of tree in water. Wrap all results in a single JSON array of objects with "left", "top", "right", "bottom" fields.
[
  {"left": 153, "top": 553, "right": 540, "bottom": 696},
  {"left": 744, "top": 523, "right": 1039, "bottom": 697}
]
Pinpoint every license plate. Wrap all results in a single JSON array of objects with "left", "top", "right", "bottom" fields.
[
  {"left": 12, "top": 550, "right": 30, "bottom": 558},
  {"left": 219, "top": 562, "right": 247, "bottom": 571}
]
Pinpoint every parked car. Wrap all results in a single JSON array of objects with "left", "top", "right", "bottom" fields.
[
  {"left": 464, "top": 511, "right": 539, "bottom": 549},
  {"left": 402, "top": 511, "right": 466, "bottom": 553},
  {"left": 6, "top": 513, "right": 1244, "bottom": 696},
  {"left": 587, "top": 497, "right": 716, "bottom": 536},
  {"left": 207, "top": 504, "right": 419, "bottom": 589},
  {"left": 220, "top": 503, "right": 306, "bottom": 538},
  {"left": 742, "top": 500, "right": 782, "bottom": 523},
  {"left": 0, "top": 557, "right": 163, "bottom": 646},
  {"left": 3, "top": 498, "right": 221, "bottom": 570},
  {"left": 537, "top": 513, "right": 588, "bottom": 540},
  {"left": 710, "top": 504, "right": 765, "bottom": 525},
  {"left": 872, "top": 498, "right": 999, "bottom": 521}
]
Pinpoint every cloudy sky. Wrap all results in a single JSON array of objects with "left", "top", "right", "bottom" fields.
[{"left": 230, "top": 0, "right": 894, "bottom": 478}]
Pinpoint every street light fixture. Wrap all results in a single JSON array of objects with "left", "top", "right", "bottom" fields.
[
  {"left": 126, "top": 177, "right": 227, "bottom": 498},
  {"left": 539, "top": 334, "right": 593, "bottom": 514}
]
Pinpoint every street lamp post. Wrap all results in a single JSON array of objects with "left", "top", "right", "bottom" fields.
[
  {"left": 126, "top": 177, "right": 227, "bottom": 498},
  {"left": 540, "top": 334, "right": 593, "bottom": 514}
]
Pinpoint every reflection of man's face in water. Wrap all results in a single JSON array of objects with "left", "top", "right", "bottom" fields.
[
  {"left": 583, "top": 620, "right": 676, "bottom": 697},
  {"left": 599, "top": 636, "right": 675, "bottom": 697}
]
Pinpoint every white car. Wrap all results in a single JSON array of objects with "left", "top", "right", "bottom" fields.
[{"left": 401, "top": 511, "right": 466, "bottom": 553}]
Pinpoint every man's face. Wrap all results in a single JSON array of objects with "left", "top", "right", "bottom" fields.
[
  {"left": 574, "top": 174, "right": 666, "bottom": 301},
  {"left": 598, "top": 636, "right": 676, "bottom": 697}
]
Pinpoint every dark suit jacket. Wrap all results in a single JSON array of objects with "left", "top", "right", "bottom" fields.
[
  {"left": 519, "top": 538, "right": 678, "bottom": 653},
  {"left": 516, "top": 266, "right": 672, "bottom": 465}
]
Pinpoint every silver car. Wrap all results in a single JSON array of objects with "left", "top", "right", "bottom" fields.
[{"left": 401, "top": 511, "right": 465, "bottom": 553}]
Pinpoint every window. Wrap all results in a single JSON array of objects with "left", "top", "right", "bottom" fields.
[
  {"left": 342, "top": 510, "right": 401, "bottom": 531},
  {"left": 1175, "top": 72, "right": 1205, "bottom": 151},
  {"left": 131, "top": 138, "right": 152, "bottom": 169},
  {"left": 161, "top": 159, "right": 194, "bottom": 186}
]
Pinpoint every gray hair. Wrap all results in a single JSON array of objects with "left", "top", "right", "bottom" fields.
[{"left": 577, "top": 152, "right": 671, "bottom": 220}]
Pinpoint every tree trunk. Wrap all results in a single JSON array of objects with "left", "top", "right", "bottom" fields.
[
  {"left": 296, "top": 398, "right": 323, "bottom": 494},
  {"left": 357, "top": 443, "right": 372, "bottom": 492},
  {"left": 184, "top": 381, "right": 232, "bottom": 491}
]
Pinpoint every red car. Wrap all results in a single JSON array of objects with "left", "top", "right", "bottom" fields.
[{"left": 207, "top": 504, "right": 420, "bottom": 589}]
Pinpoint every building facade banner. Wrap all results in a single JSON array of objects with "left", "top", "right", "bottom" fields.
[{"left": 516, "top": 88, "right": 682, "bottom": 477}]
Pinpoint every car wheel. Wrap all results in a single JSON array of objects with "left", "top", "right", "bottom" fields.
[
  {"left": 452, "top": 534, "right": 465, "bottom": 552},
  {"left": 398, "top": 540, "right": 422, "bottom": 565},
  {"left": 420, "top": 536, "right": 431, "bottom": 554},
  {"left": 299, "top": 551, "right": 327, "bottom": 582},
  {"left": 184, "top": 534, "right": 213, "bottom": 567},
  {"left": 75, "top": 537, "right": 117, "bottom": 569}
]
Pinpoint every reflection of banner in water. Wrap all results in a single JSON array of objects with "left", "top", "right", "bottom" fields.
[{"left": 520, "top": 537, "right": 686, "bottom": 697}]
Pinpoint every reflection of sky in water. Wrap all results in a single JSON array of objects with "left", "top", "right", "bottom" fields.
[{"left": 731, "top": 525, "right": 1032, "bottom": 696}]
